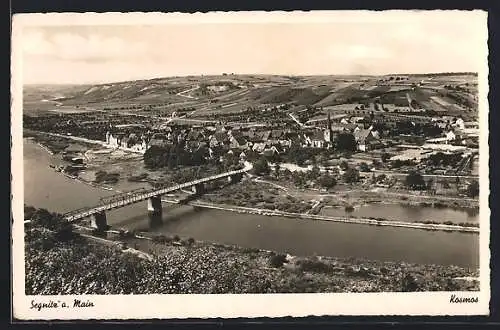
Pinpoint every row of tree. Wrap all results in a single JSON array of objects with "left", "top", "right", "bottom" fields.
[{"left": 143, "top": 144, "right": 208, "bottom": 169}]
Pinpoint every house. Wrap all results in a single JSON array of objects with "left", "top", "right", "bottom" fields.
[
  {"left": 209, "top": 132, "right": 230, "bottom": 148},
  {"left": 350, "top": 116, "right": 365, "bottom": 123},
  {"left": 262, "top": 145, "right": 280, "bottom": 157},
  {"left": 107, "top": 133, "right": 124, "bottom": 148},
  {"left": 229, "top": 135, "right": 249, "bottom": 150},
  {"left": 354, "top": 128, "right": 375, "bottom": 151},
  {"left": 120, "top": 137, "right": 130, "bottom": 148},
  {"left": 436, "top": 122, "right": 449, "bottom": 129},
  {"left": 279, "top": 131, "right": 297, "bottom": 147},
  {"left": 259, "top": 130, "right": 272, "bottom": 142},
  {"left": 270, "top": 129, "right": 285, "bottom": 142},
  {"left": 130, "top": 140, "right": 147, "bottom": 152},
  {"left": 245, "top": 129, "right": 258, "bottom": 142},
  {"left": 445, "top": 130, "right": 456, "bottom": 142},
  {"left": 252, "top": 142, "right": 268, "bottom": 153},
  {"left": 453, "top": 117, "right": 465, "bottom": 130},
  {"left": 305, "top": 130, "right": 326, "bottom": 148},
  {"left": 464, "top": 121, "right": 479, "bottom": 129},
  {"left": 340, "top": 123, "right": 360, "bottom": 132},
  {"left": 330, "top": 124, "right": 347, "bottom": 133},
  {"left": 148, "top": 138, "right": 169, "bottom": 149},
  {"left": 186, "top": 129, "right": 205, "bottom": 141}
]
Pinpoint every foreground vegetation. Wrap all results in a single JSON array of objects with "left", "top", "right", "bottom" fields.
[{"left": 25, "top": 206, "right": 479, "bottom": 294}]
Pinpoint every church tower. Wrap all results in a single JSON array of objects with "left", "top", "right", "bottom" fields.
[{"left": 324, "top": 111, "right": 333, "bottom": 144}]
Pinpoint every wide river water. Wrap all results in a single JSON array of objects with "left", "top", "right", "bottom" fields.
[{"left": 22, "top": 139, "right": 479, "bottom": 267}]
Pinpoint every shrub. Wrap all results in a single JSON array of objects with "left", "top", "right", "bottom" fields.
[
  {"left": 269, "top": 254, "right": 287, "bottom": 268},
  {"left": 152, "top": 235, "right": 171, "bottom": 244},
  {"left": 297, "top": 259, "right": 332, "bottom": 273},
  {"left": 345, "top": 205, "right": 355, "bottom": 213},
  {"left": 401, "top": 273, "right": 420, "bottom": 292}
]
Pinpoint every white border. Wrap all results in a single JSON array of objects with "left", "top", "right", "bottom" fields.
[{"left": 11, "top": 10, "right": 490, "bottom": 319}]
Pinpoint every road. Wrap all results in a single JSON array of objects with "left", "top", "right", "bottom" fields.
[
  {"left": 371, "top": 169, "right": 479, "bottom": 180},
  {"left": 176, "top": 85, "right": 200, "bottom": 99},
  {"left": 35, "top": 131, "right": 147, "bottom": 154},
  {"left": 289, "top": 113, "right": 309, "bottom": 128}
]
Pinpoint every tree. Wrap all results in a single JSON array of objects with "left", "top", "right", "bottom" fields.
[
  {"left": 274, "top": 163, "right": 281, "bottom": 177},
  {"left": 426, "top": 178, "right": 434, "bottom": 191},
  {"left": 467, "top": 180, "right": 479, "bottom": 198},
  {"left": 269, "top": 254, "right": 287, "bottom": 268},
  {"left": 144, "top": 145, "right": 168, "bottom": 169},
  {"left": 335, "top": 133, "right": 357, "bottom": 152},
  {"left": 405, "top": 171, "right": 426, "bottom": 190},
  {"left": 359, "top": 162, "right": 370, "bottom": 172},
  {"left": 401, "top": 273, "right": 420, "bottom": 292},
  {"left": 310, "top": 165, "right": 320, "bottom": 179},
  {"left": 319, "top": 174, "right": 337, "bottom": 189},
  {"left": 381, "top": 152, "right": 391, "bottom": 163},
  {"left": 343, "top": 168, "right": 360, "bottom": 183},
  {"left": 376, "top": 174, "right": 387, "bottom": 183},
  {"left": 253, "top": 157, "right": 270, "bottom": 176}
]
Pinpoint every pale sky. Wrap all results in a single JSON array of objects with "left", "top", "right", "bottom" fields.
[{"left": 18, "top": 11, "right": 487, "bottom": 85}]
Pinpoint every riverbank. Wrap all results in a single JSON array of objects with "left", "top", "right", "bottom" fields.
[
  {"left": 24, "top": 212, "right": 480, "bottom": 294},
  {"left": 198, "top": 180, "right": 479, "bottom": 230},
  {"left": 184, "top": 201, "right": 479, "bottom": 233}
]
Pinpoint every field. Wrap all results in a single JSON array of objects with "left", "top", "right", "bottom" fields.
[{"left": 23, "top": 73, "right": 479, "bottom": 119}]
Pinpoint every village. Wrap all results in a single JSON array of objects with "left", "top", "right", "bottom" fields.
[{"left": 24, "top": 91, "right": 480, "bottom": 202}]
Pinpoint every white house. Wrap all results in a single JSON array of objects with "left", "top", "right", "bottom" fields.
[
  {"left": 445, "top": 130, "right": 456, "bottom": 142},
  {"left": 106, "top": 131, "right": 121, "bottom": 148},
  {"left": 454, "top": 117, "right": 465, "bottom": 130}
]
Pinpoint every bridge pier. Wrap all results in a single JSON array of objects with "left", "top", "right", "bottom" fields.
[
  {"left": 91, "top": 211, "right": 107, "bottom": 232},
  {"left": 191, "top": 183, "right": 205, "bottom": 195},
  {"left": 147, "top": 196, "right": 163, "bottom": 228},
  {"left": 147, "top": 196, "right": 163, "bottom": 216}
]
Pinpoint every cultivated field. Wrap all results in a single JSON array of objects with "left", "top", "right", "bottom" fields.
[{"left": 23, "top": 73, "right": 479, "bottom": 120}]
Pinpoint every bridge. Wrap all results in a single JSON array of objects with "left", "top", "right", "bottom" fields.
[{"left": 63, "top": 162, "right": 253, "bottom": 231}]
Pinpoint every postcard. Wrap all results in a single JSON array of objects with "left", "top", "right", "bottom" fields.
[{"left": 11, "top": 10, "right": 490, "bottom": 319}]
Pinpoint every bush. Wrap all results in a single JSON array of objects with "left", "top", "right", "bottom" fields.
[
  {"left": 253, "top": 157, "right": 270, "bottom": 176},
  {"left": 359, "top": 162, "right": 370, "bottom": 172},
  {"left": 467, "top": 180, "right": 479, "bottom": 198},
  {"left": 319, "top": 174, "right": 337, "bottom": 189},
  {"left": 405, "top": 171, "right": 426, "bottom": 190},
  {"left": 343, "top": 168, "right": 360, "bottom": 183},
  {"left": 401, "top": 273, "right": 420, "bottom": 292},
  {"left": 54, "top": 223, "right": 77, "bottom": 242},
  {"left": 345, "top": 205, "right": 355, "bottom": 213},
  {"left": 297, "top": 259, "right": 332, "bottom": 273},
  {"left": 269, "top": 254, "right": 287, "bottom": 268},
  {"left": 152, "top": 235, "right": 171, "bottom": 244}
]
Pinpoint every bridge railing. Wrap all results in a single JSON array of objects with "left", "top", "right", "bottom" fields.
[{"left": 64, "top": 163, "right": 252, "bottom": 221}]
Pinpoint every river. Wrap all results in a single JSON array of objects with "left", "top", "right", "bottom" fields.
[
  {"left": 321, "top": 204, "right": 478, "bottom": 224},
  {"left": 23, "top": 139, "right": 479, "bottom": 267}
]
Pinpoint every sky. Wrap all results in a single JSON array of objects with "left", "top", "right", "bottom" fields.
[{"left": 18, "top": 11, "right": 488, "bottom": 85}]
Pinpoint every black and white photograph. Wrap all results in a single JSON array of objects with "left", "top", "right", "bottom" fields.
[{"left": 11, "top": 10, "right": 490, "bottom": 319}]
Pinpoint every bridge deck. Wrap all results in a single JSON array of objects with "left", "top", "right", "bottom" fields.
[{"left": 64, "top": 164, "right": 251, "bottom": 222}]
